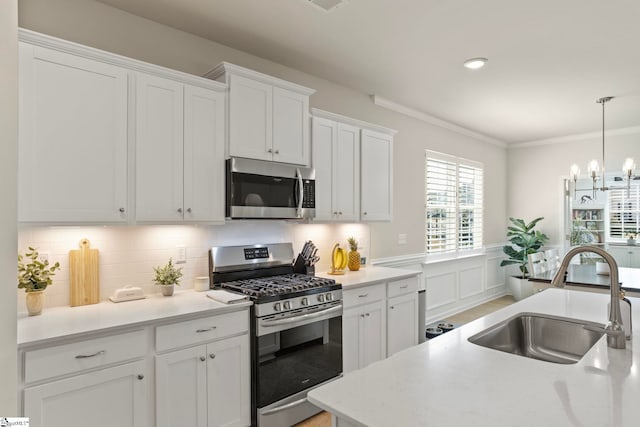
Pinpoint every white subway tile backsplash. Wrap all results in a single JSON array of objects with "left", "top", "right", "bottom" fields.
[{"left": 17, "top": 222, "right": 370, "bottom": 311}]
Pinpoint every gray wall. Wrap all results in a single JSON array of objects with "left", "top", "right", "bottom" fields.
[
  {"left": 508, "top": 131, "right": 640, "bottom": 246},
  {"left": 0, "top": 0, "right": 18, "bottom": 414},
  {"left": 18, "top": 0, "right": 507, "bottom": 258}
]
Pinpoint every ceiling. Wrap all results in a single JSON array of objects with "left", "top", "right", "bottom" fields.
[{"left": 97, "top": 0, "right": 640, "bottom": 144}]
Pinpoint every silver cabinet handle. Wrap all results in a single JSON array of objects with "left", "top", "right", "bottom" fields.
[
  {"left": 196, "top": 326, "right": 217, "bottom": 333},
  {"left": 261, "top": 397, "right": 308, "bottom": 416},
  {"left": 119, "top": 207, "right": 125, "bottom": 213},
  {"left": 137, "top": 374, "right": 144, "bottom": 380},
  {"left": 209, "top": 354, "right": 216, "bottom": 359},
  {"left": 358, "top": 294, "right": 368, "bottom": 298},
  {"left": 75, "top": 350, "right": 105, "bottom": 359},
  {"left": 186, "top": 208, "right": 192, "bottom": 213},
  {"left": 200, "top": 356, "right": 206, "bottom": 362},
  {"left": 400, "top": 285, "right": 408, "bottom": 289}
]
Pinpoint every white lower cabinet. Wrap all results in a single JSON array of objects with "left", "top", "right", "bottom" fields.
[
  {"left": 343, "top": 300, "right": 386, "bottom": 373},
  {"left": 387, "top": 292, "right": 419, "bottom": 356},
  {"left": 23, "top": 359, "right": 147, "bottom": 427},
  {"left": 155, "top": 336, "right": 250, "bottom": 427},
  {"left": 342, "top": 275, "right": 420, "bottom": 373}
]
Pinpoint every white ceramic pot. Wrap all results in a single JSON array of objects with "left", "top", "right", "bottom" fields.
[
  {"left": 507, "top": 276, "right": 533, "bottom": 301},
  {"left": 160, "top": 284, "right": 175, "bottom": 296}
]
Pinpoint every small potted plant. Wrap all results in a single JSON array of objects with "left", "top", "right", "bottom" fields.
[
  {"left": 500, "top": 217, "right": 549, "bottom": 300},
  {"left": 626, "top": 233, "right": 637, "bottom": 246},
  {"left": 18, "top": 247, "right": 61, "bottom": 316},
  {"left": 153, "top": 258, "right": 183, "bottom": 296}
]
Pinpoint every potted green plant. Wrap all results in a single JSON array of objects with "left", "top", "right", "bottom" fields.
[
  {"left": 153, "top": 258, "right": 183, "bottom": 296},
  {"left": 500, "top": 217, "right": 549, "bottom": 300},
  {"left": 18, "top": 247, "right": 61, "bottom": 316}
]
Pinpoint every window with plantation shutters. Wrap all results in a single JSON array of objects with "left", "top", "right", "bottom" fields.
[
  {"left": 609, "top": 185, "right": 640, "bottom": 239},
  {"left": 425, "top": 151, "right": 483, "bottom": 254}
]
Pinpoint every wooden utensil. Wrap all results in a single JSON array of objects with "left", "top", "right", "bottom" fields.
[{"left": 69, "top": 238, "right": 99, "bottom": 306}]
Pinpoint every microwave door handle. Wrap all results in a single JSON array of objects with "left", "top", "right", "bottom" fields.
[{"left": 296, "top": 168, "right": 303, "bottom": 218}]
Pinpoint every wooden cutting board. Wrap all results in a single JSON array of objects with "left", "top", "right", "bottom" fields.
[{"left": 69, "top": 238, "right": 99, "bottom": 306}]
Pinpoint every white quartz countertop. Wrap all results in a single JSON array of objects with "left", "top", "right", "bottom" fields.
[
  {"left": 308, "top": 289, "right": 640, "bottom": 427},
  {"left": 317, "top": 265, "right": 420, "bottom": 290},
  {"left": 17, "top": 289, "right": 251, "bottom": 347}
]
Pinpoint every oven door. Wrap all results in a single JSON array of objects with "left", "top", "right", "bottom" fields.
[{"left": 255, "top": 302, "right": 342, "bottom": 420}]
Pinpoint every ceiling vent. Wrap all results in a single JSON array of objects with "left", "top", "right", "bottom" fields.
[{"left": 306, "top": 0, "right": 349, "bottom": 12}]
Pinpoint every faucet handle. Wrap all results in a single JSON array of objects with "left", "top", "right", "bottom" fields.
[{"left": 583, "top": 323, "right": 626, "bottom": 349}]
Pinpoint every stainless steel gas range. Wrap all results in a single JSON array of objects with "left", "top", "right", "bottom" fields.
[{"left": 209, "top": 243, "right": 343, "bottom": 427}]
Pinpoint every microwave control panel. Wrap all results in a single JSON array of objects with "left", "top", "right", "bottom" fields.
[{"left": 302, "top": 180, "right": 315, "bottom": 208}]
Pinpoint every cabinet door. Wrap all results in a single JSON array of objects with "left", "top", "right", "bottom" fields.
[
  {"left": 360, "top": 300, "right": 386, "bottom": 369},
  {"left": 19, "top": 44, "right": 128, "bottom": 222},
  {"left": 228, "top": 74, "right": 272, "bottom": 161},
  {"left": 135, "top": 73, "right": 184, "bottom": 221},
  {"left": 273, "top": 87, "right": 310, "bottom": 165},
  {"left": 207, "top": 335, "right": 250, "bottom": 427},
  {"left": 342, "top": 306, "right": 362, "bottom": 374},
  {"left": 607, "top": 246, "right": 631, "bottom": 268},
  {"left": 311, "top": 117, "right": 336, "bottom": 221},
  {"left": 628, "top": 247, "right": 640, "bottom": 268},
  {"left": 184, "top": 85, "right": 225, "bottom": 222},
  {"left": 156, "top": 346, "right": 207, "bottom": 427},
  {"left": 387, "top": 292, "right": 419, "bottom": 356},
  {"left": 360, "top": 129, "right": 393, "bottom": 221},
  {"left": 24, "top": 360, "right": 147, "bottom": 427},
  {"left": 334, "top": 123, "right": 360, "bottom": 222}
]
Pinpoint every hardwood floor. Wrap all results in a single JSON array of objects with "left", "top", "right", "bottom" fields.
[{"left": 294, "top": 296, "right": 515, "bottom": 427}]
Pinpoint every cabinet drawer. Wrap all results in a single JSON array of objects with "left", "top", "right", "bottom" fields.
[
  {"left": 343, "top": 283, "right": 385, "bottom": 307},
  {"left": 387, "top": 276, "right": 419, "bottom": 298},
  {"left": 156, "top": 310, "right": 248, "bottom": 352},
  {"left": 24, "top": 329, "right": 146, "bottom": 384}
]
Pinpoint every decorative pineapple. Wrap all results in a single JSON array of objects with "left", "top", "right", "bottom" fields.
[{"left": 347, "top": 237, "right": 361, "bottom": 271}]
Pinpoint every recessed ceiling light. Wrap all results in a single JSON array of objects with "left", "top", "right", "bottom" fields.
[
  {"left": 306, "top": 0, "right": 348, "bottom": 12},
  {"left": 463, "top": 58, "right": 488, "bottom": 70}
]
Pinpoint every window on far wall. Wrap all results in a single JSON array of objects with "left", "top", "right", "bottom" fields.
[
  {"left": 425, "top": 150, "right": 483, "bottom": 254},
  {"left": 609, "top": 185, "right": 640, "bottom": 239}
]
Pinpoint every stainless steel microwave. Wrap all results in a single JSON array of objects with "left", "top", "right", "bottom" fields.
[{"left": 226, "top": 157, "right": 315, "bottom": 219}]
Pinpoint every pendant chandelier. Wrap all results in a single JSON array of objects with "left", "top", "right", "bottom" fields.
[{"left": 570, "top": 96, "right": 636, "bottom": 199}]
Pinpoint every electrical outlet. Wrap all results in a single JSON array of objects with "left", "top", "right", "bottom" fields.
[
  {"left": 360, "top": 256, "right": 367, "bottom": 265},
  {"left": 398, "top": 234, "right": 407, "bottom": 245},
  {"left": 176, "top": 245, "right": 187, "bottom": 264},
  {"left": 39, "top": 252, "right": 50, "bottom": 263}
]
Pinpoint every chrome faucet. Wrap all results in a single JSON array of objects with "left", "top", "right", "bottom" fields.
[{"left": 551, "top": 245, "right": 626, "bottom": 349}]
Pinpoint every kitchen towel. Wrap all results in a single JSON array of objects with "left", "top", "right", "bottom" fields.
[{"left": 206, "top": 289, "right": 249, "bottom": 304}]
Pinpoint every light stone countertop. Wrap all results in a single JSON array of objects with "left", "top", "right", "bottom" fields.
[
  {"left": 308, "top": 289, "right": 640, "bottom": 427},
  {"left": 316, "top": 265, "right": 421, "bottom": 290},
  {"left": 17, "top": 289, "right": 252, "bottom": 347}
]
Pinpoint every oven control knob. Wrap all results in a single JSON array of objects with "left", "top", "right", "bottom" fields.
[
  {"left": 274, "top": 303, "right": 282, "bottom": 312},
  {"left": 318, "top": 294, "right": 325, "bottom": 303},
  {"left": 325, "top": 293, "right": 333, "bottom": 301},
  {"left": 283, "top": 301, "right": 292, "bottom": 310},
  {"left": 301, "top": 297, "right": 309, "bottom": 306}
]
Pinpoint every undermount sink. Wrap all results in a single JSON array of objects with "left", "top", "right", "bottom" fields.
[{"left": 468, "top": 312, "right": 605, "bottom": 364}]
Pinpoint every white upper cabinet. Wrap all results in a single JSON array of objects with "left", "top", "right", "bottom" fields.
[
  {"left": 361, "top": 129, "right": 394, "bottom": 221},
  {"left": 136, "top": 74, "right": 226, "bottom": 223},
  {"left": 312, "top": 116, "right": 359, "bottom": 222},
  {"left": 312, "top": 109, "right": 395, "bottom": 223},
  {"left": 206, "top": 62, "right": 315, "bottom": 166},
  {"left": 18, "top": 43, "right": 128, "bottom": 223},
  {"left": 135, "top": 73, "right": 185, "bottom": 221}
]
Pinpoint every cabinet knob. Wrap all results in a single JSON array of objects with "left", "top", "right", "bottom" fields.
[
  {"left": 362, "top": 212, "right": 368, "bottom": 216},
  {"left": 267, "top": 148, "right": 273, "bottom": 153},
  {"left": 333, "top": 211, "right": 338, "bottom": 215},
  {"left": 274, "top": 149, "right": 280, "bottom": 154},
  {"left": 200, "top": 356, "right": 206, "bottom": 362},
  {"left": 137, "top": 374, "right": 144, "bottom": 380},
  {"left": 390, "top": 306, "right": 395, "bottom": 310},
  {"left": 209, "top": 354, "right": 216, "bottom": 359},
  {"left": 177, "top": 208, "right": 183, "bottom": 213},
  {"left": 338, "top": 211, "right": 343, "bottom": 215},
  {"left": 360, "top": 314, "right": 365, "bottom": 318},
  {"left": 119, "top": 207, "right": 125, "bottom": 213},
  {"left": 186, "top": 208, "right": 192, "bottom": 213},
  {"left": 365, "top": 313, "right": 370, "bottom": 317}
]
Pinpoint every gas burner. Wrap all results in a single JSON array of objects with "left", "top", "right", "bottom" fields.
[{"left": 219, "top": 273, "right": 337, "bottom": 299}]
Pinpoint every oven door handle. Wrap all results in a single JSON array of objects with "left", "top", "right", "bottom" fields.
[
  {"left": 261, "top": 397, "right": 308, "bottom": 416},
  {"left": 260, "top": 305, "right": 342, "bottom": 327},
  {"left": 295, "top": 167, "right": 303, "bottom": 218}
]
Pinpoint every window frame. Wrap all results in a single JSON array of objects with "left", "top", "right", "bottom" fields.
[{"left": 425, "top": 150, "right": 484, "bottom": 255}]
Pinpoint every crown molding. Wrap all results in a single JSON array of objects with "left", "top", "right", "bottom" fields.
[
  {"left": 311, "top": 108, "right": 397, "bottom": 135},
  {"left": 509, "top": 126, "right": 640, "bottom": 149},
  {"left": 372, "top": 95, "right": 507, "bottom": 148}
]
